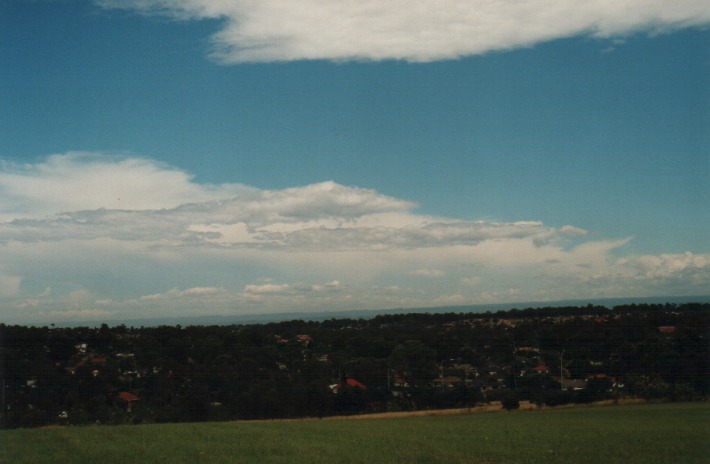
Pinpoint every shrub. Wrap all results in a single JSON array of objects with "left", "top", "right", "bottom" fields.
[{"left": 501, "top": 393, "right": 520, "bottom": 410}]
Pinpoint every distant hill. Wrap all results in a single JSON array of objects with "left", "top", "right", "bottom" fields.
[{"left": 51, "top": 294, "right": 710, "bottom": 327}]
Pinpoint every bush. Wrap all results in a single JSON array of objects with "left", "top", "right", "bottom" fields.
[
  {"left": 542, "top": 389, "right": 572, "bottom": 407},
  {"left": 501, "top": 393, "right": 520, "bottom": 411}
]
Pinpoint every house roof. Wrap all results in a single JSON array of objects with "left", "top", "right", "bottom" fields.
[
  {"left": 330, "top": 378, "right": 367, "bottom": 391},
  {"left": 561, "top": 379, "right": 587, "bottom": 390},
  {"left": 118, "top": 391, "right": 140, "bottom": 402},
  {"left": 344, "top": 378, "right": 367, "bottom": 389},
  {"left": 433, "top": 376, "right": 463, "bottom": 384}
]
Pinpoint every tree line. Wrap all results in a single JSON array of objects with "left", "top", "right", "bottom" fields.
[{"left": 1, "top": 302, "right": 707, "bottom": 428}]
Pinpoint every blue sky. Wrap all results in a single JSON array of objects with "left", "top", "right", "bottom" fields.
[{"left": 1, "top": 0, "right": 708, "bottom": 324}]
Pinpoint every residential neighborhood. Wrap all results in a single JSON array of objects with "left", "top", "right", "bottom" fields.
[{"left": 1, "top": 303, "right": 707, "bottom": 428}]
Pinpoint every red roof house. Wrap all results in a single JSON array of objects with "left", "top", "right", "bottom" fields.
[
  {"left": 532, "top": 365, "right": 549, "bottom": 374},
  {"left": 117, "top": 391, "right": 140, "bottom": 411},
  {"left": 329, "top": 378, "right": 367, "bottom": 393}
]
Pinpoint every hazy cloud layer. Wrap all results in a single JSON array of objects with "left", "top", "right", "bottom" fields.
[
  {"left": 1, "top": 153, "right": 707, "bottom": 323},
  {"left": 96, "top": 0, "right": 710, "bottom": 62}
]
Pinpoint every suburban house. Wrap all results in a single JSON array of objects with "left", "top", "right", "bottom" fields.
[{"left": 329, "top": 378, "right": 367, "bottom": 394}]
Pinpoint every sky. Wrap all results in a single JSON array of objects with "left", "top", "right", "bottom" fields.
[{"left": 0, "top": 0, "right": 708, "bottom": 324}]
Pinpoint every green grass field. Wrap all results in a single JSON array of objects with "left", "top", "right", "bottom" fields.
[{"left": 2, "top": 402, "right": 708, "bottom": 464}]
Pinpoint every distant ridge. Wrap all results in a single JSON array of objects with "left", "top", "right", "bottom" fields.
[{"left": 42, "top": 294, "right": 710, "bottom": 328}]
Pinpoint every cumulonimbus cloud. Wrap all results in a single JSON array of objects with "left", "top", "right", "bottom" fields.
[
  {"left": 1, "top": 152, "right": 707, "bottom": 323},
  {"left": 96, "top": 0, "right": 710, "bottom": 62},
  {"left": 0, "top": 154, "right": 579, "bottom": 250}
]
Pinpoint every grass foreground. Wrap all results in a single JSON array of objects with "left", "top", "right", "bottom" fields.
[{"left": 2, "top": 402, "right": 708, "bottom": 463}]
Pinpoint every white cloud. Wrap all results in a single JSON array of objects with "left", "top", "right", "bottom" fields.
[
  {"left": 460, "top": 276, "right": 481, "bottom": 286},
  {"left": 0, "top": 152, "right": 707, "bottom": 323},
  {"left": 620, "top": 252, "right": 710, "bottom": 279},
  {"left": 181, "top": 286, "right": 225, "bottom": 296},
  {"left": 0, "top": 152, "right": 251, "bottom": 222},
  {"left": 311, "top": 280, "right": 342, "bottom": 292},
  {"left": 410, "top": 269, "right": 446, "bottom": 278},
  {"left": 96, "top": 0, "right": 710, "bottom": 62},
  {"left": 140, "top": 286, "right": 226, "bottom": 301},
  {"left": 244, "top": 283, "right": 291, "bottom": 295}
]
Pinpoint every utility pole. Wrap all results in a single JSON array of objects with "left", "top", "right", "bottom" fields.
[
  {"left": 512, "top": 345, "right": 518, "bottom": 390},
  {"left": 387, "top": 362, "right": 391, "bottom": 390},
  {"left": 560, "top": 349, "right": 565, "bottom": 391},
  {"left": 1, "top": 378, "right": 4, "bottom": 420}
]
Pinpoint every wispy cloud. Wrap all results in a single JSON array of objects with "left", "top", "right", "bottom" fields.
[
  {"left": 1, "top": 152, "right": 707, "bottom": 323},
  {"left": 95, "top": 0, "right": 710, "bottom": 62}
]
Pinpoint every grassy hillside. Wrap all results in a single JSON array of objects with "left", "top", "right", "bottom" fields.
[{"left": 2, "top": 402, "right": 708, "bottom": 463}]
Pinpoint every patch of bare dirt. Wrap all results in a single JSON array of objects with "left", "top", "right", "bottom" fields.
[{"left": 253, "top": 398, "right": 653, "bottom": 423}]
